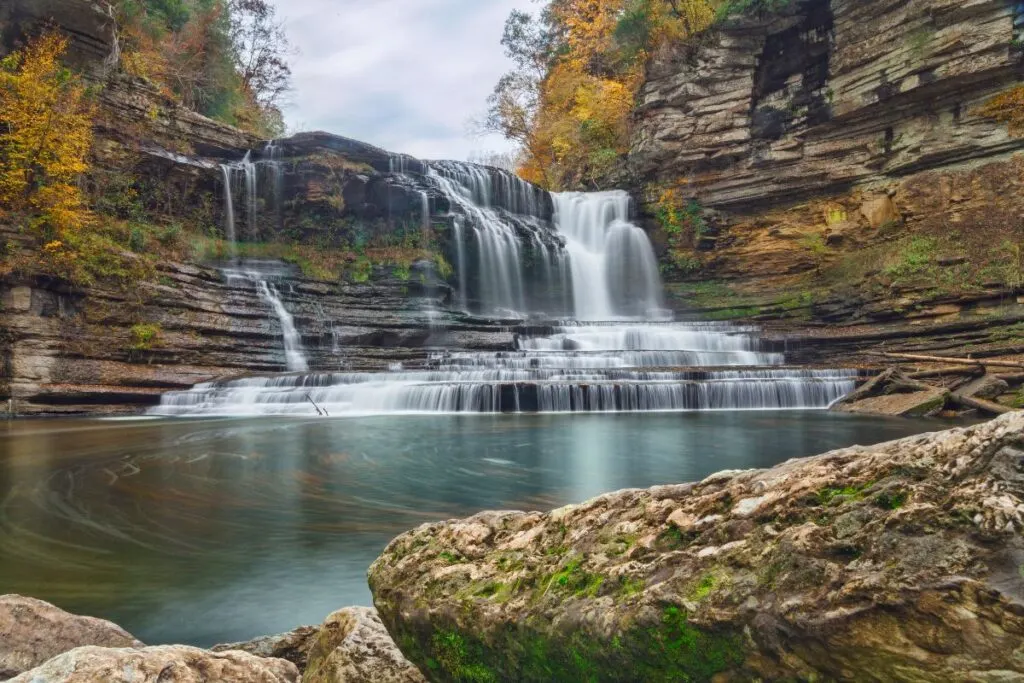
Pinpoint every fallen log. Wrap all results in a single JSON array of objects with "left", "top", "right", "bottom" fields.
[
  {"left": 908, "top": 366, "right": 984, "bottom": 380},
  {"left": 834, "top": 367, "right": 896, "bottom": 405},
  {"left": 867, "top": 352, "right": 1024, "bottom": 370},
  {"left": 948, "top": 393, "right": 1014, "bottom": 415},
  {"left": 996, "top": 373, "right": 1024, "bottom": 385}
]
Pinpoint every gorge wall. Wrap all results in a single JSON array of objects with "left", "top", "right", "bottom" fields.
[
  {"left": 2, "top": 0, "right": 1023, "bottom": 416},
  {"left": 632, "top": 0, "right": 1024, "bottom": 359}
]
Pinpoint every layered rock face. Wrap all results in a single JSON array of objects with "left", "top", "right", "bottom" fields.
[
  {"left": 0, "top": 258, "right": 519, "bottom": 415},
  {"left": 632, "top": 0, "right": 1024, "bottom": 209},
  {"left": 369, "top": 412, "right": 1024, "bottom": 681}
]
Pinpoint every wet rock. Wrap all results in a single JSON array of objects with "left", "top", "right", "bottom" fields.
[
  {"left": 8, "top": 645, "right": 298, "bottom": 683},
  {"left": 0, "top": 595, "right": 143, "bottom": 679},
  {"left": 304, "top": 607, "right": 425, "bottom": 683},
  {"left": 369, "top": 414, "right": 1024, "bottom": 681},
  {"left": 212, "top": 626, "right": 319, "bottom": 672}
]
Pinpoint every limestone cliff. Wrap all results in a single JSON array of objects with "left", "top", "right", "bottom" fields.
[
  {"left": 630, "top": 0, "right": 1024, "bottom": 360},
  {"left": 633, "top": 0, "right": 1023, "bottom": 208}
]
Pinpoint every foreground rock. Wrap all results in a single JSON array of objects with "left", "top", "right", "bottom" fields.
[
  {"left": 212, "top": 625, "right": 319, "bottom": 671},
  {"left": 304, "top": 607, "right": 425, "bottom": 683},
  {"left": 8, "top": 646, "right": 298, "bottom": 683},
  {"left": 0, "top": 595, "right": 143, "bottom": 679},
  {"left": 370, "top": 413, "right": 1024, "bottom": 681}
]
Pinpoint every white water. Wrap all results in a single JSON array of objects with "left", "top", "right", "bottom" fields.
[
  {"left": 256, "top": 280, "right": 309, "bottom": 373},
  {"left": 553, "top": 192, "right": 664, "bottom": 320},
  {"left": 154, "top": 155, "right": 857, "bottom": 417}
]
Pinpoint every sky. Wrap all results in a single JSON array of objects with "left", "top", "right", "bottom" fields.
[{"left": 271, "top": 0, "right": 538, "bottom": 161}]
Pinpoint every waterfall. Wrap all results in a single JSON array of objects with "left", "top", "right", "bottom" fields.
[
  {"left": 256, "top": 279, "right": 309, "bottom": 373},
  {"left": 153, "top": 153, "right": 859, "bottom": 418},
  {"left": 554, "top": 192, "right": 665, "bottom": 320},
  {"left": 220, "top": 164, "right": 237, "bottom": 259},
  {"left": 427, "top": 161, "right": 565, "bottom": 317}
]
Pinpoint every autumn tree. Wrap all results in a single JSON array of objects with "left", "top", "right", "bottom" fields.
[
  {"left": 115, "top": 0, "right": 290, "bottom": 136},
  {"left": 0, "top": 32, "right": 94, "bottom": 235},
  {"left": 487, "top": 0, "right": 717, "bottom": 189}
]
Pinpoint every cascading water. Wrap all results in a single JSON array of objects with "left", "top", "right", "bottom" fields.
[
  {"left": 223, "top": 265, "right": 309, "bottom": 373},
  {"left": 218, "top": 148, "right": 306, "bottom": 373},
  {"left": 553, "top": 192, "right": 665, "bottom": 320},
  {"left": 154, "top": 154, "right": 858, "bottom": 417}
]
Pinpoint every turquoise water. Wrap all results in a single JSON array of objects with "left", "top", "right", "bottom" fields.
[{"left": 0, "top": 412, "right": 946, "bottom": 646}]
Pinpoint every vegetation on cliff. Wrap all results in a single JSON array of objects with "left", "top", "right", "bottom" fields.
[
  {"left": 115, "top": 0, "right": 291, "bottom": 136},
  {"left": 488, "top": 0, "right": 791, "bottom": 190},
  {"left": 487, "top": 0, "right": 717, "bottom": 190}
]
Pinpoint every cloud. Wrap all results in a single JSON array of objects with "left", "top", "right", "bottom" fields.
[{"left": 272, "top": 0, "right": 537, "bottom": 161}]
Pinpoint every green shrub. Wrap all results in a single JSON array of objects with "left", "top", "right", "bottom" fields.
[{"left": 129, "top": 322, "right": 162, "bottom": 351}]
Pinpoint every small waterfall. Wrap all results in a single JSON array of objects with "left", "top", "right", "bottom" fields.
[
  {"left": 256, "top": 279, "right": 309, "bottom": 373},
  {"left": 220, "top": 164, "right": 237, "bottom": 259},
  {"left": 427, "top": 161, "right": 565, "bottom": 317},
  {"left": 264, "top": 140, "right": 285, "bottom": 220},
  {"left": 223, "top": 265, "right": 309, "bottom": 373}
]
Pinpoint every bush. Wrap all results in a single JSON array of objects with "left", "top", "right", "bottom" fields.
[{"left": 129, "top": 323, "right": 162, "bottom": 351}]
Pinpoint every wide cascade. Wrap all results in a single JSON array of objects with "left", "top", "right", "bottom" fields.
[{"left": 152, "top": 157, "right": 856, "bottom": 416}]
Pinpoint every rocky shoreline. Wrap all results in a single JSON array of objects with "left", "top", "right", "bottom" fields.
[{"left": 3, "top": 413, "right": 1021, "bottom": 681}]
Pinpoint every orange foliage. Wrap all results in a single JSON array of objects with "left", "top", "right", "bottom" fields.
[
  {"left": 512, "top": 0, "right": 716, "bottom": 189},
  {"left": 0, "top": 32, "right": 94, "bottom": 235},
  {"left": 976, "top": 85, "right": 1024, "bottom": 136}
]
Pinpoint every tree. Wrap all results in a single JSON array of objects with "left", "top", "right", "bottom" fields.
[
  {"left": 487, "top": 0, "right": 717, "bottom": 189},
  {"left": 0, "top": 32, "right": 94, "bottom": 235},
  {"left": 227, "top": 0, "right": 292, "bottom": 110}
]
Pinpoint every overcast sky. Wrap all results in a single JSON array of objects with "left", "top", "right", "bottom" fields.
[{"left": 272, "top": 0, "right": 537, "bottom": 161}]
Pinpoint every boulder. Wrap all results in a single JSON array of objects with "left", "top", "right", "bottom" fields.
[
  {"left": 212, "top": 626, "right": 319, "bottom": 672},
  {"left": 0, "top": 595, "right": 143, "bottom": 679},
  {"left": 304, "top": 607, "right": 425, "bottom": 683},
  {"left": 369, "top": 413, "right": 1024, "bottom": 682},
  {"left": 8, "top": 646, "right": 298, "bottom": 683},
  {"left": 859, "top": 195, "right": 901, "bottom": 229}
]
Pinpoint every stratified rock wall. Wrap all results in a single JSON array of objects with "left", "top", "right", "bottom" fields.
[{"left": 632, "top": 0, "right": 1024, "bottom": 209}]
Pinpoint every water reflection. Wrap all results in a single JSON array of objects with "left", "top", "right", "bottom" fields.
[{"left": 0, "top": 413, "right": 944, "bottom": 646}]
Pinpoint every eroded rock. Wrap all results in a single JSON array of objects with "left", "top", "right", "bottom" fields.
[
  {"left": 369, "top": 414, "right": 1024, "bottom": 682},
  {"left": 8, "top": 645, "right": 298, "bottom": 683},
  {"left": 212, "top": 626, "right": 319, "bottom": 672},
  {"left": 0, "top": 595, "right": 143, "bottom": 679},
  {"left": 304, "top": 607, "right": 425, "bottom": 683}
]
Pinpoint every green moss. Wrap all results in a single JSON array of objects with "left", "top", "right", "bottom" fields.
[
  {"left": 874, "top": 489, "right": 909, "bottom": 510},
  {"left": 687, "top": 573, "right": 718, "bottom": 601},
  {"left": 616, "top": 576, "right": 645, "bottom": 599},
  {"left": 544, "top": 559, "right": 605, "bottom": 598},
  {"left": 432, "top": 631, "right": 497, "bottom": 683},
  {"left": 402, "top": 605, "right": 743, "bottom": 683},
  {"left": 655, "top": 524, "right": 688, "bottom": 551},
  {"left": 129, "top": 323, "right": 161, "bottom": 351},
  {"left": 817, "top": 483, "right": 871, "bottom": 506},
  {"left": 439, "top": 551, "right": 461, "bottom": 564}
]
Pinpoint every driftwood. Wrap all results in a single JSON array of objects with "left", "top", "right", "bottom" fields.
[
  {"left": 834, "top": 367, "right": 897, "bottom": 405},
  {"left": 908, "top": 366, "right": 985, "bottom": 380},
  {"left": 868, "top": 351, "right": 1024, "bottom": 370},
  {"left": 948, "top": 393, "right": 1013, "bottom": 415},
  {"left": 839, "top": 367, "right": 1014, "bottom": 416}
]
